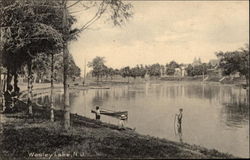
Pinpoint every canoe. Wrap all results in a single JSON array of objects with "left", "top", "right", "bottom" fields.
[
  {"left": 91, "top": 109, "right": 128, "bottom": 119},
  {"left": 90, "top": 87, "right": 110, "bottom": 89},
  {"left": 101, "top": 110, "right": 128, "bottom": 117}
]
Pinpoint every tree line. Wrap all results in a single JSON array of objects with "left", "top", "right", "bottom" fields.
[
  {"left": 88, "top": 46, "right": 249, "bottom": 83},
  {"left": 88, "top": 57, "right": 214, "bottom": 81}
]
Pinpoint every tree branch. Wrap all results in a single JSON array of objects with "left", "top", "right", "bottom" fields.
[
  {"left": 67, "top": 0, "right": 81, "bottom": 9},
  {"left": 70, "top": 0, "right": 107, "bottom": 37}
]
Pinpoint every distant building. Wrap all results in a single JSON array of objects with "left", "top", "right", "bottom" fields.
[
  {"left": 207, "top": 68, "right": 223, "bottom": 78},
  {"left": 144, "top": 71, "right": 150, "bottom": 80},
  {"left": 230, "top": 72, "right": 240, "bottom": 78},
  {"left": 174, "top": 66, "right": 187, "bottom": 77},
  {"left": 180, "top": 66, "right": 187, "bottom": 77},
  {"left": 209, "top": 59, "right": 220, "bottom": 67},
  {"left": 174, "top": 68, "right": 181, "bottom": 76},
  {"left": 192, "top": 57, "right": 202, "bottom": 67},
  {"left": 160, "top": 66, "right": 166, "bottom": 77}
]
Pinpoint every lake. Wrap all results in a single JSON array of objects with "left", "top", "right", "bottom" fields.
[{"left": 35, "top": 81, "right": 249, "bottom": 157}]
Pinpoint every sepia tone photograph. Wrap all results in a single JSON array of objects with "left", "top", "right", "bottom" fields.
[{"left": 0, "top": 0, "right": 249, "bottom": 159}]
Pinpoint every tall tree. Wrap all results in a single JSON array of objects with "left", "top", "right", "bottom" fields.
[
  {"left": 148, "top": 63, "right": 161, "bottom": 77},
  {"left": 120, "top": 66, "right": 131, "bottom": 82},
  {"left": 216, "top": 44, "right": 249, "bottom": 84},
  {"left": 88, "top": 56, "right": 106, "bottom": 83},
  {"left": 166, "top": 61, "right": 179, "bottom": 76}
]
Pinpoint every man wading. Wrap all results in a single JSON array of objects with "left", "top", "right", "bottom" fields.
[
  {"left": 175, "top": 108, "right": 183, "bottom": 143},
  {"left": 176, "top": 108, "right": 183, "bottom": 128}
]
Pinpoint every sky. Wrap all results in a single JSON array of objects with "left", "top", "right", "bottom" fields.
[{"left": 68, "top": 1, "right": 249, "bottom": 75}]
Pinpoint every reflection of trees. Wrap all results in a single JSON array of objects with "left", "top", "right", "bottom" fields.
[
  {"left": 220, "top": 102, "right": 249, "bottom": 127},
  {"left": 104, "top": 91, "right": 110, "bottom": 99},
  {"left": 92, "top": 90, "right": 104, "bottom": 106},
  {"left": 219, "top": 87, "right": 249, "bottom": 127},
  {"left": 184, "top": 85, "right": 221, "bottom": 100}
]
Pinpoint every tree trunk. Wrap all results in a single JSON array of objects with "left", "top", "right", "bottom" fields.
[
  {"left": 97, "top": 75, "right": 99, "bottom": 85},
  {"left": 6, "top": 68, "right": 12, "bottom": 88},
  {"left": 63, "top": 45, "right": 70, "bottom": 129},
  {"left": 245, "top": 75, "right": 249, "bottom": 86},
  {"left": 0, "top": 67, "right": 2, "bottom": 110},
  {"left": 50, "top": 54, "right": 55, "bottom": 122},
  {"left": 13, "top": 71, "right": 19, "bottom": 92},
  {"left": 2, "top": 74, "right": 6, "bottom": 93},
  {"left": 27, "top": 60, "right": 33, "bottom": 115},
  {"left": 63, "top": 0, "right": 70, "bottom": 130}
]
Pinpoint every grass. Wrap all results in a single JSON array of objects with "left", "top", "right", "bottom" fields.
[{"left": 0, "top": 101, "right": 235, "bottom": 159}]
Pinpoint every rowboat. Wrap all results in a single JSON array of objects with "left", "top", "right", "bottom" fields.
[
  {"left": 90, "top": 87, "right": 110, "bottom": 89},
  {"left": 91, "top": 108, "right": 128, "bottom": 119}
]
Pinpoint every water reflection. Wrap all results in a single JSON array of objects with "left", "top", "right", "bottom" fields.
[
  {"left": 177, "top": 125, "right": 183, "bottom": 143},
  {"left": 31, "top": 82, "right": 249, "bottom": 157},
  {"left": 221, "top": 102, "right": 249, "bottom": 128}
]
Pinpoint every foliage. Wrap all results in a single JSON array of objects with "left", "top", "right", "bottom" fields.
[
  {"left": 216, "top": 44, "right": 249, "bottom": 80},
  {"left": 166, "top": 61, "right": 179, "bottom": 75},
  {"left": 30, "top": 52, "right": 80, "bottom": 82},
  {"left": 120, "top": 66, "right": 130, "bottom": 79},
  {"left": 88, "top": 56, "right": 106, "bottom": 81},
  {"left": 185, "top": 63, "right": 208, "bottom": 77},
  {"left": 147, "top": 63, "right": 161, "bottom": 77},
  {"left": 0, "top": 0, "right": 77, "bottom": 74}
]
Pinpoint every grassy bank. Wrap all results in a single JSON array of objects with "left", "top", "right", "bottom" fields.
[{"left": 0, "top": 101, "right": 235, "bottom": 159}]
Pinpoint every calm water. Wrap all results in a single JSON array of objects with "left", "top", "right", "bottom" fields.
[{"left": 35, "top": 81, "right": 249, "bottom": 157}]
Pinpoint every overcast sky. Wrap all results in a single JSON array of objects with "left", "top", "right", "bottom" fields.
[{"left": 68, "top": 1, "right": 249, "bottom": 75}]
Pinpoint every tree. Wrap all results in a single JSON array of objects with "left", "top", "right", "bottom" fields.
[
  {"left": 186, "top": 64, "right": 194, "bottom": 76},
  {"left": 88, "top": 56, "right": 106, "bottom": 83},
  {"left": 148, "top": 63, "right": 161, "bottom": 77},
  {"left": 30, "top": 52, "right": 80, "bottom": 83},
  {"left": 185, "top": 63, "right": 208, "bottom": 77},
  {"left": 216, "top": 44, "right": 249, "bottom": 84},
  {"left": 62, "top": 0, "right": 132, "bottom": 129},
  {"left": 166, "top": 61, "right": 179, "bottom": 76},
  {"left": 107, "top": 67, "right": 115, "bottom": 80},
  {"left": 120, "top": 66, "right": 131, "bottom": 82},
  {"left": 0, "top": 0, "right": 71, "bottom": 115}
]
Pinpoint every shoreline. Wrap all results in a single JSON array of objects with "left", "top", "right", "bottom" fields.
[
  {"left": 15, "top": 79, "right": 248, "bottom": 104},
  {"left": 17, "top": 78, "right": 248, "bottom": 93},
  {"left": 0, "top": 101, "right": 235, "bottom": 159}
]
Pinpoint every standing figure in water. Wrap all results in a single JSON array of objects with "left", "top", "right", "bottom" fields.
[{"left": 175, "top": 108, "right": 183, "bottom": 143}]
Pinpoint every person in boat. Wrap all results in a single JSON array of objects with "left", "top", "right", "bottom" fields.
[{"left": 95, "top": 106, "right": 101, "bottom": 120}]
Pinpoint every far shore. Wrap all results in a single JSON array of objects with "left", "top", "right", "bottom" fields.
[{"left": 16, "top": 76, "right": 248, "bottom": 95}]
